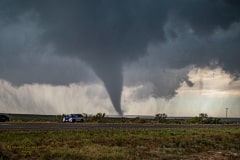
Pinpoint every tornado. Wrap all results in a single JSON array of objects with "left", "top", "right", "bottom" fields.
[{"left": 91, "top": 59, "right": 123, "bottom": 115}]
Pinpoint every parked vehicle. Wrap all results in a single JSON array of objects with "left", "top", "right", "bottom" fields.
[
  {"left": 62, "top": 114, "right": 84, "bottom": 123},
  {"left": 0, "top": 115, "right": 10, "bottom": 122}
]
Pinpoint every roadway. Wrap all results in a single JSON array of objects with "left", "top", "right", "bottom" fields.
[{"left": 0, "top": 122, "right": 239, "bottom": 131}]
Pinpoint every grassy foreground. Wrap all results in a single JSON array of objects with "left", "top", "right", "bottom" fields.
[{"left": 0, "top": 127, "right": 240, "bottom": 160}]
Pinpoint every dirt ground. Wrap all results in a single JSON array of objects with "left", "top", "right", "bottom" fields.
[{"left": 182, "top": 151, "right": 240, "bottom": 160}]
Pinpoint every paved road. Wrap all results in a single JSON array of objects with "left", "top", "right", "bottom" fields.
[{"left": 0, "top": 123, "right": 239, "bottom": 131}]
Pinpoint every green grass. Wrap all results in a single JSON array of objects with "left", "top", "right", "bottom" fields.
[{"left": 0, "top": 128, "right": 240, "bottom": 159}]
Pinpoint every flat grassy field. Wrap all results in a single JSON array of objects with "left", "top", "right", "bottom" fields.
[{"left": 0, "top": 127, "right": 240, "bottom": 160}]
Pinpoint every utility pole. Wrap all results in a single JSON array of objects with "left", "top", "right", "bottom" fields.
[{"left": 226, "top": 108, "right": 229, "bottom": 119}]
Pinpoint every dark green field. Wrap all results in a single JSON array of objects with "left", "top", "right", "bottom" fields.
[{"left": 0, "top": 127, "right": 240, "bottom": 160}]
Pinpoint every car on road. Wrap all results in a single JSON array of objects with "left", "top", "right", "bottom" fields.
[
  {"left": 62, "top": 114, "right": 84, "bottom": 123},
  {"left": 0, "top": 115, "right": 10, "bottom": 122}
]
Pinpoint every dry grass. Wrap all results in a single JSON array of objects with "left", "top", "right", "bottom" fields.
[{"left": 0, "top": 127, "right": 240, "bottom": 159}]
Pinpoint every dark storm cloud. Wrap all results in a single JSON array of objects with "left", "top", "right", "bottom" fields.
[
  {"left": 124, "top": 19, "right": 240, "bottom": 100},
  {"left": 1, "top": 0, "right": 240, "bottom": 114},
  {"left": 0, "top": 7, "right": 97, "bottom": 85}
]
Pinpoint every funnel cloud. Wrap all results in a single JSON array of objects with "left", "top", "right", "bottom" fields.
[{"left": 0, "top": 0, "right": 240, "bottom": 115}]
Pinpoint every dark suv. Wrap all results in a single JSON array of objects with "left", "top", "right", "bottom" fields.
[
  {"left": 62, "top": 114, "right": 84, "bottom": 123},
  {"left": 0, "top": 115, "right": 10, "bottom": 122}
]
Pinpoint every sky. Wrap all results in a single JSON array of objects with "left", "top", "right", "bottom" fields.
[{"left": 0, "top": 0, "right": 240, "bottom": 117}]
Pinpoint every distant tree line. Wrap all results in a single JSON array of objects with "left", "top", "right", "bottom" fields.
[
  {"left": 186, "top": 113, "right": 221, "bottom": 124},
  {"left": 59, "top": 112, "right": 222, "bottom": 124}
]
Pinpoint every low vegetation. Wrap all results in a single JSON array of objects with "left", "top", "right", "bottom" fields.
[
  {"left": 0, "top": 127, "right": 239, "bottom": 159},
  {"left": 155, "top": 113, "right": 168, "bottom": 123},
  {"left": 186, "top": 113, "right": 221, "bottom": 124},
  {"left": 5, "top": 112, "right": 237, "bottom": 124}
]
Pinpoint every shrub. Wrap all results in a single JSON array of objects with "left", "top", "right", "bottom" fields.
[
  {"left": 155, "top": 113, "right": 167, "bottom": 123},
  {"left": 93, "top": 113, "right": 106, "bottom": 123}
]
